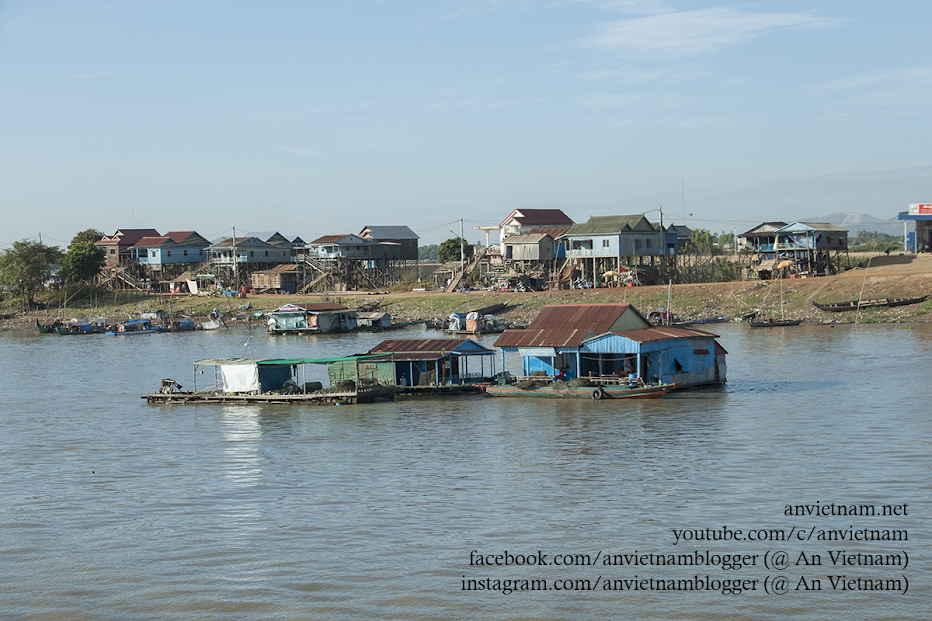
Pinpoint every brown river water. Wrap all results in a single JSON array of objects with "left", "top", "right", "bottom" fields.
[{"left": 1, "top": 323, "right": 930, "bottom": 620}]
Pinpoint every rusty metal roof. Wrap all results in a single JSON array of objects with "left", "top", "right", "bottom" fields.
[
  {"left": 603, "top": 326, "right": 720, "bottom": 343},
  {"left": 495, "top": 327, "right": 597, "bottom": 348},
  {"left": 368, "top": 338, "right": 477, "bottom": 354},
  {"left": 528, "top": 303, "right": 631, "bottom": 331}
]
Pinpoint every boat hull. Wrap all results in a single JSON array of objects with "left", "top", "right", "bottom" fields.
[
  {"left": 485, "top": 382, "right": 675, "bottom": 399},
  {"left": 813, "top": 295, "right": 929, "bottom": 312}
]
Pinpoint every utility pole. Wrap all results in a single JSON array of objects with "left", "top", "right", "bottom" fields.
[
  {"left": 460, "top": 218, "right": 465, "bottom": 275},
  {"left": 232, "top": 227, "right": 238, "bottom": 289}
]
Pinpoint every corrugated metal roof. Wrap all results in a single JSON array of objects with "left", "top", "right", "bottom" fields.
[
  {"left": 494, "top": 327, "right": 596, "bottom": 348},
  {"left": 500, "top": 208, "right": 574, "bottom": 227},
  {"left": 359, "top": 225, "right": 419, "bottom": 240},
  {"left": 504, "top": 233, "right": 551, "bottom": 244},
  {"left": 602, "top": 326, "right": 720, "bottom": 343},
  {"left": 528, "top": 303, "right": 631, "bottom": 331},
  {"left": 565, "top": 215, "right": 655, "bottom": 236},
  {"left": 527, "top": 226, "right": 571, "bottom": 238},
  {"left": 368, "top": 338, "right": 471, "bottom": 353}
]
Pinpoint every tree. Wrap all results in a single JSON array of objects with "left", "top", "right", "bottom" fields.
[
  {"left": 70, "top": 229, "right": 105, "bottom": 246},
  {"left": 438, "top": 237, "right": 474, "bottom": 264},
  {"left": 418, "top": 244, "right": 439, "bottom": 261},
  {"left": 0, "top": 240, "right": 63, "bottom": 307},
  {"left": 59, "top": 241, "right": 106, "bottom": 284}
]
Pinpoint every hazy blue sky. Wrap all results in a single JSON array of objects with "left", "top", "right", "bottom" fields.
[{"left": 2, "top": 1, "right": 930, "bottom": 249}]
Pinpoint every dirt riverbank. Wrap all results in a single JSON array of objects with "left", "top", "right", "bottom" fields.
[{"left": 4, "top": 253, "right": 932, "bottom": 331}]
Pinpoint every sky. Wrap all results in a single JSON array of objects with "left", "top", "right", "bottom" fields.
[{"left": 2, "top": 0, "right": 930, "bottom": 250}]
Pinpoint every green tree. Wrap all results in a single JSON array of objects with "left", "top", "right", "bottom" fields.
[
  {"left": 437, "top": 237, "right": 474, "bottom": 264},
  {"left": 70, "top": 229, "right": 105, "bottom": 246},
  {"left": 0, "top": 240, "right": 63, "bottom": 307},
  {"left": 59, "top": 240, "right": 106, "bottom": 284},
  {"left": 418, "top": 244, "right": 439, "bottom": 261}
]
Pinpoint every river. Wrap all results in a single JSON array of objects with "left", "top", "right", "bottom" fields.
[{"left": 1, "top": 322, "right": 929, "bottom": 620}]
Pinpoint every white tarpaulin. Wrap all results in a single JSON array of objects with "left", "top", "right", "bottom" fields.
[{"left": 220, "top": 364, "right": 260, "bottom": 393}]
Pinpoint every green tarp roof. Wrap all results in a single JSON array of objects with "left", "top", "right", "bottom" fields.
[{"left": 193, "top": 354, "right": 387, "bottom": 367}]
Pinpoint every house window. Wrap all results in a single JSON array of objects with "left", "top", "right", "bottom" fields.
[
  {"left": 110, "top": 249, "right": 116, "bottom": 255},
  {"left": 602, "top": 240, "right": 610, "bottom": 248},
  {"left": 635, "top": 239, "right": 642, "bottom": 249},
  {"left": 265, "top": 250, "right": 269, "bottom": 257},
  {"left": 199, "top": 249, "right": 204, "bottom": 256},
  {"left": 646, "top": 239, "right": 652, "bottom": 249},
  {"left": 249, "top": 251, "right": 254, "bottom": 257},
  {"left": 183, "top": 249, "right": 188, "bottom": 257},
  {"left": 167, "top": 250, "right": 172, "bottom": 258}
]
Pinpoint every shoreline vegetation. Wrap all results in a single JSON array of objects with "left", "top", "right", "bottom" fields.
[{"left": 4, "top": 253, "right": 931, "bottom": 331}]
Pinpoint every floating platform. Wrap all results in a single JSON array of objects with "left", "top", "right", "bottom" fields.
[{"left": 143, "top": 385, "right": 395, "bottom": 405}]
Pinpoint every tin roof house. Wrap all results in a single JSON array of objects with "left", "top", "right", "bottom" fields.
[
  {"left": 560, "top": 215, "right": 677, "bottom": 285},
  {"left": 494, "top": 303, "right": 726, "bottom": 389},
  {"left": 96, "top": 229, "right": 161, "bottom": 266},
  {"left": 307, "top": 234, "right": 371, "bottom": 259},
  {"left": 498, "top": 209, "right": 573, "bottom": 256},
  {"left": 131, "top": 231, "right": 212, "bottom": 271},
  {"left": 359, "top": 226, "right": 419, "bottom": 261}
]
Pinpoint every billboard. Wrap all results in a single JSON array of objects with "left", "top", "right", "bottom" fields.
[{"left": 908, "top": 203, "right": 932, "bottom": 215}]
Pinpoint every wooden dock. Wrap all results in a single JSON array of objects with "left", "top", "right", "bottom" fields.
[{"left": 143, "top": 385, "right": 396, "bottom": 405}]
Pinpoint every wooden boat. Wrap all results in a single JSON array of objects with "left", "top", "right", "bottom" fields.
[
  {"left": 36, "top": 319, "right": 59, "bottom": 333},
  {"left": 813, "top": 294, "right": 929, "bottom": 312},
  {"left": 748, "top": 317, "right": 802, "bottom": 327},
  {"left": 106, "top": 318, "right": 157, "bottom": 335},
  {"left": 55, "top": 318, "right": 106, "bottom": 335},
  {"left": 156, "top": 319, "right": 198, "bottom": 332},
  {"left": 485, "top": 378, "right": 675, "bottom": 399}
]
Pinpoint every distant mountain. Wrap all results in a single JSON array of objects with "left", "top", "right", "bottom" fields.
[{"left": 797, "top": 211, "right": 905, "bottom": 236}]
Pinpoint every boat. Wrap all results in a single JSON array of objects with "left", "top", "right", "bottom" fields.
[
  {"left": 156, "top": 319, "right": 198, "bottom": 332},
  {"left": 812, "top": 294, "right": 929, "bottom": 312},
  {"left": 684, "top": 315, "right": 730, "bottom": 325},
  {"left": 36, "top": 319, "right": 60, "bottom": 333},
  {"left": 748, "top": 316, "right": 803, "bottom": 327},
  {"left": 54, "top": 318, "right": 106, "bottom": 335},
  {"left": 485, "top": 376, "right": 676, "bottom": 399},
  {"left": 106, "top": 318, "right": 157, "bottom": 335}
]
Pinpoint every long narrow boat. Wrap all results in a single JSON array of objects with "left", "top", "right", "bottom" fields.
[
  {"left": 36, "top": 319, "right": 58, "bottom": 333},
  {"left": 748, "top": 317, "right": 802, "bottom": 327},
  {"left": 106, "top": 318, "right": 157, "bottom": 335},
  {"left": 485, "top": 380, "right": 675, "bottom": 399},
  {"left": 812, "top": 294, "right": 929, "bottom": 312}
]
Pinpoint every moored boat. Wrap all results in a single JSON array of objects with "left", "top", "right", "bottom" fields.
[
  {"left": 106, "top": 318, "right": 157, "bottom": 335},
  {"left": 55, "top": 318, "right": 106, "bottom": 335},
  {"left": 485, "top": 376, "right": 676, "bottom": 399},
  {"left": 813, "top": 294, "right": 929, "bottom": 312},
  {"left": 748, "top": 317, "right": 802, "bottom": 327}
]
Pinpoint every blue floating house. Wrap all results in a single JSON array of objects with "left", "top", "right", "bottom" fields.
[{"left": 494, "top": 303, "right": 726, "bottom": 389}]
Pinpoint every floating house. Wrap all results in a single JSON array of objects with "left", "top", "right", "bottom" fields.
[
  {"left": 266, "top": 303, "right": 358, "bottom": 334},
  {"left": 494, "top": 303, "right": 726, "bottom": 389},
  {"left": 356, "top": 311, "right": 393, "bottom": 329},
  {"left": 346, "top": 338, "right": 496, "bottom": 388}
]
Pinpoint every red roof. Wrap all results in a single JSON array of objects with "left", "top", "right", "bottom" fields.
[
  {"left": 165, "top": 231, "right": 196, "bottom": 243},
  {"left": 500, "top": 209, "right": 573, "bottom": 227},
  {"left": 495, "top": 327, "right": 597, "bottom": 348},
  {"left": 131, "top": 236, "right": 171, "bottom": 248},
  {"left": 97, "top": 229, "right": 161, "bottom": 246}
]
